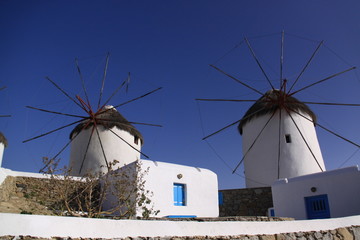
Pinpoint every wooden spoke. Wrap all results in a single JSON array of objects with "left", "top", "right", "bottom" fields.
[
  {"left": 94, "top": 124, "right": 109, "bottom": 169},
  {"left": 209, "top": 64, "right": 264, "bottom": 96},
  {"left": 203, "top": 106, "right": 266, "bottom": 140},
  {"left": 302, "top": 101, "right": 360, "bottom": 107},
  {"left": 196, "top": 98, "right": 257, "bottom": 103},
  {"left": 97, "top": 52, "right": 110, "bottom": 109},
  {"left": 279, "top": 30, "right": 284, "bottom": 88},
  {"left": 291, "top": 109, "right": 360, "bottom": 148},
  {"left": 100, "top": 72, "right": 130, "bottom": 110},
  {"left": 26, "top": 106, "right": 86, "bottom": 118},
  {"left": 23, "top": 118, "right": 87, "bottom": 143},
  {"left": 108, "top": 128, "right": 150, "bottom": 159},
  {"left": 289, "top": 66, "right": 356, "bottom": 96},
  {"left": 79, "top": 125, "right": 96, "bottom": 174},
  {"left": 285, "top": 108, "right": 324, "bottom": 172},
  {"left": 244, "top": 37, "right": 275, "bottom": 90},
  {"left": 98, "top": 87, "right": 163, "bottom": 115},
  {"left": 287, "top": 41, "right": 324, "bottom": 94},
  {"left": 46, "top": 77, "right": 86, "bottom": 111},
  {"left": 232, "top": 110, "right": 276, "bottom": 174},
  {"left": 75, "top": 58, "right": 91, "bottom": 108}
]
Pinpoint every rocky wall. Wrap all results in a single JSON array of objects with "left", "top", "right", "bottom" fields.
[
  {"left": 1, "top": 226, "right": 359, "bottom": 240},
  {"left": 219, "top": 187, "right": 273, "bottom": 217}
]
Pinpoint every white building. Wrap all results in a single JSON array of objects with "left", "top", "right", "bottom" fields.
[
  {"left": 69, "top": 106, "right": 219, "bottom": 218},
  {"left": 103, "top": 159, "right": 219, "bottom": 218},
  {"left": 272, "top": 165, "right": 360, "bottom": 220},
  {"left": 0, "top": 132, "right": 7, "bottom": 168},
  {"left": 239, "top": 90, "right": 325, "bottom": 188}
]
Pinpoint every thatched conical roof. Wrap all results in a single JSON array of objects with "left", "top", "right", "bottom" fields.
[
  {"left": 70, "top": 106, "right": 143, "bottom": 144},
  {"left": 0, "top": 132, "right": 8, "bottom": 148},
  {"left": 238, "top": 89, "right": 317, "bottom": 135}
]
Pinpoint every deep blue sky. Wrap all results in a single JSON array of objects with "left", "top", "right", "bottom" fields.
[{"left": 1, "top": 0, "right": 360, "bottom": 189}]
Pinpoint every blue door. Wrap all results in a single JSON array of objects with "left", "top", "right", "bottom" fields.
[
  {"left": 173, "top": 183, "right": 185, "bottom": 206},
  {"left": 305, "top": 194, "right": 330, "bottom": 219}
]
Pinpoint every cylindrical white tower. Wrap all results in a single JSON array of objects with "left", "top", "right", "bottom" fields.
[
  {"left": 0, "top": 132, "right": 7, "bottom": 167},
  {"left": 69, "top": 106, "right": 143, "bottom": 176},
  {"left": 239, "top": 90, "right": 325, "bottom": 188}
]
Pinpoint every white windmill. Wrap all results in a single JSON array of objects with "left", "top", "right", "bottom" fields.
[
  {"left": 197, "top": 32, "right": 359, "bottom": 188},
  {"left": 24, "top": 53, "right": 162, "bottom": 176}
]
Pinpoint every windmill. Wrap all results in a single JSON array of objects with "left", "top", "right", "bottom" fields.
[
  {"left": 197, "top": 31, "right": 360, "bottom": 188},
  {"left": 0, "top": 86, "right": 10, "bottom": 167},
  {"left": 23, "top": 53, "right": 162, "bottom": 176}
]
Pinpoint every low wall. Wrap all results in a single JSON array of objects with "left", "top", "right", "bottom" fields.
[
  {"left": 0, "top": 213, "right": 360, "bottom": 239},
  {"left": 219, "top": 187, "right": 273, "bottom": 216}
]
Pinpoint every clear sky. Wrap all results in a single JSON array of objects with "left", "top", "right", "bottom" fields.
[{"left": 1, "top": 0, "right": 360, "bottom": 189}]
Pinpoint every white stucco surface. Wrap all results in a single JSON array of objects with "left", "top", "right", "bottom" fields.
[
  {"left": 272, "top": 166, "right": 360, "bottom": 220},
  {"left": 0, "top": 143, "right": 4, "bottom": 168},
  {"left": 242, "top": 109, "right": 325, "bottom": 188},
  {"left": 103, "top": 159, "right": 219, "bottom": 218},
  {"left": 0, "top": 167, "right": 50, "bottom": 185},
  {"left": 0, "top": 213, "right": 359, "bottom": 238},
  {"left": 69, "top": 126, "right": 141, "bottom": 176}
]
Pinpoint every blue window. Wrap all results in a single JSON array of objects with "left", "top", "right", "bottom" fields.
[
  {"left": 173, "top": 183, "right": 185, "bottom": 206},
  {"left": 305, "top": 194, "right": 330, "bottom": 219},
  {"left": 218, "top": 192, "right": 224, "bottom": 206}
]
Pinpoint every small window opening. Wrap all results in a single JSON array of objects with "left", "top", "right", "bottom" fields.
[
  {"left": 285, "top": 134, "right": 292, "bottom": 143},
  {"left": 134, "top": 136, "right": 139, "bottom": 145}
]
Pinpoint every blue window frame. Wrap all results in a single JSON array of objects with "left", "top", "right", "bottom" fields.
[
  {"left": 305, "top": 194, "right": 331, "bottom": 219},
  {"left": 173, "top": 183, "right": 185, "bottom": 206}
]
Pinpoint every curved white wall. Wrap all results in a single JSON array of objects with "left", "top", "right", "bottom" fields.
[
  {"left": 69, "top": 126, "right": 141, "bottom": 176},
  {"left": 0, "top": 143, "right": 4, "bottom": 168},
  {"left": 242, "top": 109, "right": 325, "bottom": 188},
  {"left": 272, "top": 166, "right": 360, "bottom": 220}
]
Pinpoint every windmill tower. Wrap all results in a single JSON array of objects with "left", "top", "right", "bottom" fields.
[
  {"left": 69, "top": 105, "right": 144, "bottom": 176},
  {"left": 239, "top": 89, "right": 325, "bottom": 188},
  {"left": 197, "top": 32, "right": 357, "bottom": 189},
  {"left": 0, "top": 132, "right": 7, "bottom": 167}
]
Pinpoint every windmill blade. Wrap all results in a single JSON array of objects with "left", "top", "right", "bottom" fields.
[
  {"left": 277, "top": 109, "right": 282, "bottom": 178},
  {"left": 0, "top": 115, "right": 11, "bottom": 117},
  {"left": 291, "top": 109, "right": 360, "bottom": 148},
  {"left": 97, "top": 52, "right": 110, "bottom": 109},
  {"left": 202, "top": 106, "right": 266, "bottom": 140},
  {"left": 94, "top": 125, "right": 109, "bottom": 169},
  {"left": 285, "top": 108, "right": 324, "bottom": 172},
  {"left": 98, "top": 87, "right": 163, "bottom": 115},
  {"left": 232, "top": 110, "right": 276, "bottom": 174},
  {"left": 289, "top": 66, "right": 356, "bottom": 96},
  {"left": 302, "top": 101, "right": 360, "bottom": 107},
  {"left": 94, "top": 117, "right": 162, "bottom": 127},
  {"left": 0, "top": 86, "right": 6, "bottom": 91},
  {"left": 279, "top": 30, "right": 284, "bottom": 88},
  {"left": 46, "top": 77, "right": 85, "bottom": 111},
  {"left": 196, "top": 98, "right": 257, "bottom": 103},
  {"left": 50, "top": 128, "right": 84, "bottom": 161},
  {"left": 75, "top": 58, "right": 91, "bottom": 108},
  {"left": 23, "top": 118, "right": 87, "bottom": 143},
  {"left": 108, "top": 128, "right": 150, "bottom": 159},
  {"left": 287, "top": 40, "right": 324, "bottom": 94},
  {"left": 26, "top": 106, "right": 86, "bottom": 118},
  {"left": 100, "top": 72, "right": 131, "bottom": 110},
  {"left": 78, "top": 126, "right": 96, "bottom": 174},
  {"left": 244, "top": 37, "right": 275, "bottom": 90},
  {"left": 209, "top": 64, "right": 264, "bottom": 96}
]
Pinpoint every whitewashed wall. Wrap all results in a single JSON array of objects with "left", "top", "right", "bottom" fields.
[
  {"left": 69, "top": 126, "right": 141, "bottom": 176},
  {"left": 1, "top": 213, "right": 360, "bottom": 238},
  {"left": 103, "top": 160, "right": 219, "bottom": 218},
  {"left": 242, "top": 109, "right": 325, "bottom": 188},
  {"left": 272, "top": 166, "right": 360, "bottom": 220},
  {"left": 0, "top": 143, "right": 4, "bottom": 168}
]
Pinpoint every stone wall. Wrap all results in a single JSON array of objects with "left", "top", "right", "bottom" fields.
[
  {"left": 219, "top": 187, "right": 273, "bottom": 217},
  {"left": 2, "top": 226, "right": 359, "bottom": 239}
]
